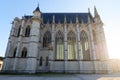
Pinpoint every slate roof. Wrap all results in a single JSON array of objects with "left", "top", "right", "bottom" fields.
[
  {"left": 24, "top": 13, "right": 94, "bottom": 24},
  {"left": 33, "top": 6, "right": 41, "bottom": 13}
]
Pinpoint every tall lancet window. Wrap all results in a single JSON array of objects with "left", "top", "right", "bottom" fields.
[
  {"left": 67, "top": 31, "right": 77, "bottom": 60},
  {"left": 80, "top": 31, "right": 90, "bottom": 60},
  {"left": 13, "top": 47, "right": 17, "bottom": 57},
  {"left": 25, "top": 25, "right": 31, "bottom": 37},
  {"left": 39, "top": 56, "right": 42, "bottom": 66},
  {"left": 17, "top": 25, "right": 21, "bottom": 37},
  {"left": 55, "top": 31, "right": 64, "bottom": 60},
  {"left": 43, "top": 31, "right": 51, "bottom": 48},
  {"left": 21, "top": 47, "right": 27, "bottom": 58}
]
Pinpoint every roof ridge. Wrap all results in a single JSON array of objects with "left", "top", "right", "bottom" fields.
[{"left": 42, "top": 12, "right": 88, "bottom": 14}]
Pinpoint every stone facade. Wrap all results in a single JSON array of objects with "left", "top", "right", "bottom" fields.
[{"left": 2, "top": 6, "right": 110, "bottom": 73}]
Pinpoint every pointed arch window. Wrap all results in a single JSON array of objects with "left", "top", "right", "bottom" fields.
[
  {"left": 17, "top": 25, "right": 21, "bottom": 37},
  {"left": 13, "top": 47, "right": 17, "bottom": 57},
  {"left": 67, "top": 31, "right": 77, "bottom": 60},
  {"left": 39, "top": 56, "right": 42, "bottom": 66},
  {"left": 55, "top": 31, "right": 64, "bottom": 60},
  {"left": 80, "top": 31, "right": 90, "bottom": 60},
  {"left": 21, "top": 47, "right": 27, "bottom": 58},
  {"left": 25, "top": 26, "right": 31, "bottom": 37},
  {"left": 43, "top": 31, "right": 51, "bottom": 48},
  {"left": 46, "top": 57, "right": 48, "bottom": 66}
]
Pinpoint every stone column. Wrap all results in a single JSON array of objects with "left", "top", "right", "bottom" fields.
[
  {"left": 76, "top": 23, "right": 81, "bottom": 73},
  {"left": 13, "top": 39, "right": 21, "bottom": 70},
  {"left": 48, "top": 47, "right": 53, "bottom": 71},
  {"left": 99, "top": 26, "right": 110, "bottom": 73},
  {"left": 100, "top": 27, "right": 109, "bottom": 60},
  {"left": 2, "top": 38, "right": 11, "bottom": 70},
  {"left": 6, "top": 20, "right": 16, "bottom": 57},
  {"left": 51, "top": 16, "right": 55, "bottom": 60},
  {"left": 76, "top": 16, "right": 81, "bottom": 60},
  {"left": 10, "top": 21, "right": 15, "bottom": 36},
  {"left": 88, "top": 22, "right": 97, "bottom": 73},
  {"left": 2, "top": 19, "right": 18, "bottom": 71},
  {"left": 5, "top": 39, "right": 11, "bottom": 57},
  {"left": 49, "top": 16, "right": 55, "bottom": 71},
  {"left": 7, "top": 20, "right": 17, "bottom": 57},
  {"left": 88, "top": 23, "right": 96, "bottom": 60},
  {"left": 64, "top": 17, "right": 68, "bottom": 72}
]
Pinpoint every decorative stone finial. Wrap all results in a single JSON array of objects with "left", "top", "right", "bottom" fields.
[
  {"left": 88, "top": 8, "right": 90, "bottom": 13},
  {"left": 94, "top": 6, "right": 102, "bottom": 23},
  {"left": 81, "top": 18, "right": 84, "bottom": 24},
  {"left": 47, "top": 19, "right": 49, "bottom": 24},
  {"left": 52, "top": 15, "right": 55, "bottom": 23},
  {"left": 58, "top": 20, "right": 61, "bottom": 24},
  {"left": 94, "top": 6, "right": 99, "bottom": 17},
  {"left": 76, "top": 15, "right": 79, "bottom": 23},
  {"left": 64, "top": 16, "right": 67, "bottom": 23},
  {"left": 70, "top": 19, "right": 72, "bottom": 24},
  {"left": 88, "top": 15, "right": 91, "bottom": 23}
]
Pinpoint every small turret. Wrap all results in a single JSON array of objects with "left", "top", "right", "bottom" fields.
[{"left": 33, "top": 4, "right": 41, "bottom": 17}]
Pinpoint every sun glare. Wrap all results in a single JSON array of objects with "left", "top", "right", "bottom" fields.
[
  {"left": 107, "top": 36, "right": 120, "bottom": 59},
  {"left": 97, "top": 77, "right": 120, "bottom": 80}
]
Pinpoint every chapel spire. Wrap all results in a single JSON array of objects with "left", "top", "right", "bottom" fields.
[
  {"left": 94, "top": 6, "right": 99, "bottom": 18},
  {"left": 88, "top": 8, "right": 92, "bottom": 23},
  {"left": 94, "top": 6, "right": 102, "bottom": 23}
]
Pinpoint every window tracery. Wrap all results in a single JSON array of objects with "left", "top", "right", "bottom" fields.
[
  {"left": 80, "top": 31, "right": 90, "bottom": 60},
  {"left": 43, "top": 31, "right": 51, "bottom": 48},
  {"left": 55, "top": 31, "right": 64, "bottom": 60},
  {"left": 21, "top": 47, "right": 27, "bottom": 58},
  {"left": 67, "top": 31, "right": 77, "bottom": 60},
  {"left": 25, "top": 26, "right": 30, "bottom": 37}
]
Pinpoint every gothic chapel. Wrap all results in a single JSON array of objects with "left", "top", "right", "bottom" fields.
[{"left": 2, "top": 5, "right": 110, "bottom": 73}]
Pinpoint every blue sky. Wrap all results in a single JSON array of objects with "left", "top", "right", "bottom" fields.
[{"left": 0, "top": 0, "right": 120, "bottom": 59}]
